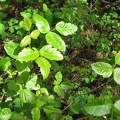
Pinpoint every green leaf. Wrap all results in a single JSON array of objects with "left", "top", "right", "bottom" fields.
[
  {"left": 18, "top": 47, "right": 39, "bottom": 62},
  {"left": 91, "top": 62, "right": 112, "bottom": 78},
  {"left": 55, "top": 71, "right": 62, "bottom": 82},
  {"left": 61, "top": 81, "right": 73, "bottom": 90},
  {"left": 43, "top": 106, "right": 61, "bottom": 115},
  {"left": 0, "top": 108, "right": 12, "bottom": 120},
  {"left": 47, "top": 95, "right": 55, "bottom": 104},
  {"left": 47, "top": 95, "right": 61, "bottom": 107},
  {"left": 7, "top": 80, "right": 16, "bottom": 91},
  {"left": 68, "top": 94, "right": 83, "bottom": 114},
  {"left": 4, "top": 41, "right": 21, "bottom": 59},
  {"left": 114, "top": 100, "right": 120, "bottom": 113},
  {"left": 54, "top": 85, "right": 65, "bottom": 97},
  {"left": 53, "top": 71, "right": 62, "bottom": 85},
  {"left": 30, "top": 29, "right": 40, "bottom": 39},
  {"left": 36, "top": 99, "right": 45, "bottom": 108},
  {"left": 33, "top": 14, "right": 50, "bottom": 33},
  {"left": 19, "top": 89, "right": 36, "bottom": 104},
  {"left": 20, "top": 12, "right": 31, "bottom": 18},
  {"left": 13, "top": 98, "right": 21, "bottom": 108},
  {"left": 43, "top": 3, "right": 48, "bottom": 12},
  {"left": 40, "top": 88, "right": 49, "bottom": 95},
  {"left": 31, "top": 107, "right": 40, "bottom": 120},
  {"left": 114, "top": 67, "right": 120, "bottom": 84},
  {"left": 11, "top": 113, "right": 24, "bottom": 120},
  {"left": 16, "top": 71, "right": 29, "bottom": 83},
  {"left": 45, "top": 32, "right": 66, "bottom": 51},
  {"left": 115, "top": 52, "right": 120, "bottom": 65},
  {"left": 23, "top": 17, "right": 32, "bottom": 31},
  {"left": 0, "top": 57, "right": 11, "bottom": 71},
  {"left": 65, "top": 115, "right": 73, "bottom": 120},
  {"left": 20, "top": 35, "right": 31, "bottom": 47},
  {"left": 84, "top": 98, "right": 112, "bottom": 116},
  {"left": 0, "top": 0, "right": 6, "bottom": 2},
  {"left": 15, "top": 61, "right": 30, "bottom": 73},
  {"left": 50, "top": 61, "right": 61, "bottom": 71},
  {"left": 25, "top": 74, "right": 39, "bottom": 90},
  {"left": 36, "top": 57, "right": 51, "bottom": 79},
  {"left": 55, "top": 21, "right": 78, "bottom": 36},
  {"left": 0, "top": 23, "right": 5, "bottom": 34},
  {"left": 0, "top": 77, "right": 3, "bottom": 84},
  {"left": 40, "top": 45, "right": 63, "bottom": 61},
  {"left": 36, "top": 96, "right": 48, "bottom": 108},
  {"left": 48, "top": 114, "right": 63, "bottom": 120}
]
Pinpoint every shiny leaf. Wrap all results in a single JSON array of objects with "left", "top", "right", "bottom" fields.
[
  {"left": 114, "top": 67, "right": 120, "bottom": 84},
  {"left": 19, "top": 89, "right": 36, "bottom": 104},
  {"left": 53, "top": 71, "right": 62, "bottom": 85},
  {"left": 54, "top": 85, "right": 65, "bottom": 97},
  {"left": 84, "top": 98, "right": 112, "bottom": 116},
  {"left": 45, "top": 32, "right": 66, "bottom": 51},
  {"left": 61, "top": 81, "right": 73, "bottom": 90},
  {"left": 36, "top": 57, "right": 51, "bottom": 79},
  {"left": 55, "top": 21, "right": 78, "bottom": 36},
  {"left": 4, "top": 41, "right": 21, "bottom": 59},
  {"left": 91, "top": 62, "right": 112, "bottom": 78},
  {"left": 40, "top": 45, "right": 63, "bottom": 61},
  {"left": 0, "top": 57, "right": 11, "bottom": 71},
  {"left": 33, "top": 14, "right": 50, "bottom": 33},
  {"left": 44, "top": 106, "right": 61, "bottom": 115},
  {"left": 30, "top": 29, "right": 40, "bottom": 39},
  {"left": 18, "top": 47, "right": 39, "bottom": 62},
  {"left": 114, "top": 100, "right": 120, "bottom": 113},
  {"left": 23, "top": 17, "right": 32, "bottom": 31},
  {"left": 31, "top": 107, "right": 40, "bottom": 120},
  {"left": 0, "top": 108, "right": 12, "bottom": 120},
  {"left": 25, "top": 74, "right": 39, "bottom": 90},
  {"left": 20, "top": 35, "right": 31, "bottom": 47}
]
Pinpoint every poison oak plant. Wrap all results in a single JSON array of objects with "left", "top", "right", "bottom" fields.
[
  {"left": 0, "top": 4, "right": 78, "bottom": 119},
  {"left": 1, "top": 1, "right": 120, "bottom": 119},
  {"left": 5, "top": 14, "right": 78, "bottom": 79},
  {"left": 84, "top": 51, "right": 120, "bottom": 117},
  {"left": 0, "top": 23, "right": 4, "bottom": 35}
]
